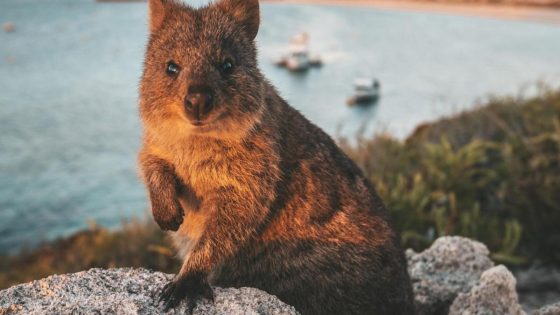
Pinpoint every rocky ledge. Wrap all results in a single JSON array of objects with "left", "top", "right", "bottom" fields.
[{"left": 0, "top": 237, "right": 558, "bottom": 315}]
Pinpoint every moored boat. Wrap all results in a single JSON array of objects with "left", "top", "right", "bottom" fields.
[
  {"left": 347, "top": 78, "right": 380, "bottom": 106},
  {"left": 275, "top": 32, "right": 322, "bottom": 72}
]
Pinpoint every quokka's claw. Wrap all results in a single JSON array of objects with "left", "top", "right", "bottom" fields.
[{"left": 158, "top": 277, "right": 214, "bottom": 314}]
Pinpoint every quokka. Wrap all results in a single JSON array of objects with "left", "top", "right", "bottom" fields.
[{"left": 138, "top": 0, "right": 414, "bottom": 314}]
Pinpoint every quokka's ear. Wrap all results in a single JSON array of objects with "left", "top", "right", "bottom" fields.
[
  {"left": 148, "top": 0, "right": 171, "bottom": 33},
  {"left": 217, "top": 0, "right": 260, "bottom": 40}
]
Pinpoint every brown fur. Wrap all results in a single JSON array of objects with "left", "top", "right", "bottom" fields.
[{"left": 138, "top": 0, "right": 414, "bottom": 314}]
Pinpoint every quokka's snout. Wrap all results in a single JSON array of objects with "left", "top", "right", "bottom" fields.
[{"left": 184, "top": 83, "right": 215, "bottom": 125}]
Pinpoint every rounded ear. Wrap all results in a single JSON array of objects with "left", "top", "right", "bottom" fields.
[
  {"left": 148, "top": 0, "right": 171, "bottom": 33},
  {"left": 217, "top": 0, "right": 260, "bottom": 40}
]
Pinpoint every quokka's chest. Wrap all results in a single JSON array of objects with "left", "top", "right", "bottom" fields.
[
  {"left": 172, "top": 150, "right": 253, "bottom": 194},
  {"left": 166, "top": 136, "right": 278, "bottom": 195}
]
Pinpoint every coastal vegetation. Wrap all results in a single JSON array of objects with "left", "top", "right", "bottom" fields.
[
  {"left": 341, "top": 84, "right": 560, "bottom": 265},
  {"left": 1, "top": 86, "right": 559, "bottom": 290}
]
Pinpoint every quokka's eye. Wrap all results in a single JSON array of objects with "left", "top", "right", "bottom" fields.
[
  {"left": 220, "top": 59, "right": 234, "bottom": 76},
  {"left": 166, "top": 61, "right": 181, "bottom": 77}
]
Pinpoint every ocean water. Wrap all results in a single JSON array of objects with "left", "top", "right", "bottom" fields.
[{"left": 1, "top": 0, "right": 560, "bottom": 254}]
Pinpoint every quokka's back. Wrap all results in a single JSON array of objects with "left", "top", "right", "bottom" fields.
[{"left": 138, "top": 0, "right": 414, "bottom": 314}]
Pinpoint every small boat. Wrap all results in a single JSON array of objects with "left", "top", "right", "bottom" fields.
[
  {"left": 347, "top": 78, "right": 380, "bottom": 106},
  {"left": 275, "top": 33, "right": 322, "bottom": 72}
]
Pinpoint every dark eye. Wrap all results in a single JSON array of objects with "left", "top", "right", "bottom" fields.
[
  {"left": 166, "top": 61, "right": 181, "bottom": 77},
  {"left": 220, "top": 59, "right": 234, "bottom": 76}
]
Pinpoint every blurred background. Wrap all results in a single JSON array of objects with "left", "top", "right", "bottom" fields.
[{"left": 1, "top": 0, "right": 559, "bottom": 311}]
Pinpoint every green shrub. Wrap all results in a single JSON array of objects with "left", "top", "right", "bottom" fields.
[{"left": 342, "top": 86, "right": 560, "bottom": 264}]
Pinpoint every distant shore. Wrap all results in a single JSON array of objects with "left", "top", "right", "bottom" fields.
[
  {"left": 263, "top": 0, "right": 560, "bottom": 24},
  {"left": 93, "top": 0, "right": 560, "bottom": 24}
]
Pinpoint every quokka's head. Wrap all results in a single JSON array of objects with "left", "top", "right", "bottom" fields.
[{"left": 140, "top": 0, "right": 265, "bottom": 140}]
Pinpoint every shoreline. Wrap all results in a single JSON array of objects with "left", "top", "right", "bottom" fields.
[{"left": 263, "top": 0, "right": 560, "bottom": 24}]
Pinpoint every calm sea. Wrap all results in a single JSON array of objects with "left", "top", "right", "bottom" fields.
[{"left": 1, "top": 0, "right": 560, "bottom": 254}]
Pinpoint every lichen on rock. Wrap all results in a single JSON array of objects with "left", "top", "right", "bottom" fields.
[
  {"left": 407, "top": 236, "right": 495, "bottom": 315},
  {"left": 449, "top": 265, "right": 525, "bottom": 315}
]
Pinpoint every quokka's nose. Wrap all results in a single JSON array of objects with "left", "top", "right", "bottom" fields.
[{"left": 184, "top": 86, "right": 214, "bottom": 123}]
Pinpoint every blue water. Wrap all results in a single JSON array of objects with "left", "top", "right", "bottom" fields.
[{"left": 1, "top": 0, "right": 560, "bottom": 254}]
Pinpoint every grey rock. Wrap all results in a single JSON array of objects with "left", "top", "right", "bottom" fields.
[
  {"left": 449, "top": 265, "right": 525, "bottom": 315},
  {"left": 0, "top": 268, "right": 299, "bottom": 315},
  {"left": 533, "top": 302, "right": 560, "bottom": 315},
  {"left": 407, "top": 236, "right": 495, "bottom": 315}
]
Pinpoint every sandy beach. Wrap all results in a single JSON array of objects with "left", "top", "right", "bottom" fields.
[{"left": 264, "top": 0, "right": 560, "bottom": 24}]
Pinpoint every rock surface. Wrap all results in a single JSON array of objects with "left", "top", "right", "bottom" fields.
[
  {"left": 533, "top": 302, "right": 560, "bottom": 315},
  {"left": 407, "top": 236, "right": 495, "bottom": 315},
  {"left": 0, "top": 236, "right": 556, "bottom": 315},
  {"left": 0, "top": 268, "right": 299, "bottom": 315},
  {"left": 449, "top": 265, "right": 524, "bottom": 315}
]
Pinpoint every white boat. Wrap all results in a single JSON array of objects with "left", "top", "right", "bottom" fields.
[
  {"left": 275, "top": 33, "right": 322, "bottom": 72},
  {"left": 347, "top": 78, "right": 380, "bottom": 106}
]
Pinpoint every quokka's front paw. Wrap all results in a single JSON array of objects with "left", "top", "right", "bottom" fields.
[
  {"left": 159, "top": 274, "right": 214, "bottom": 314},
  {"left": 152, "top": 198, "right": 184, "bottom": 232}
]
